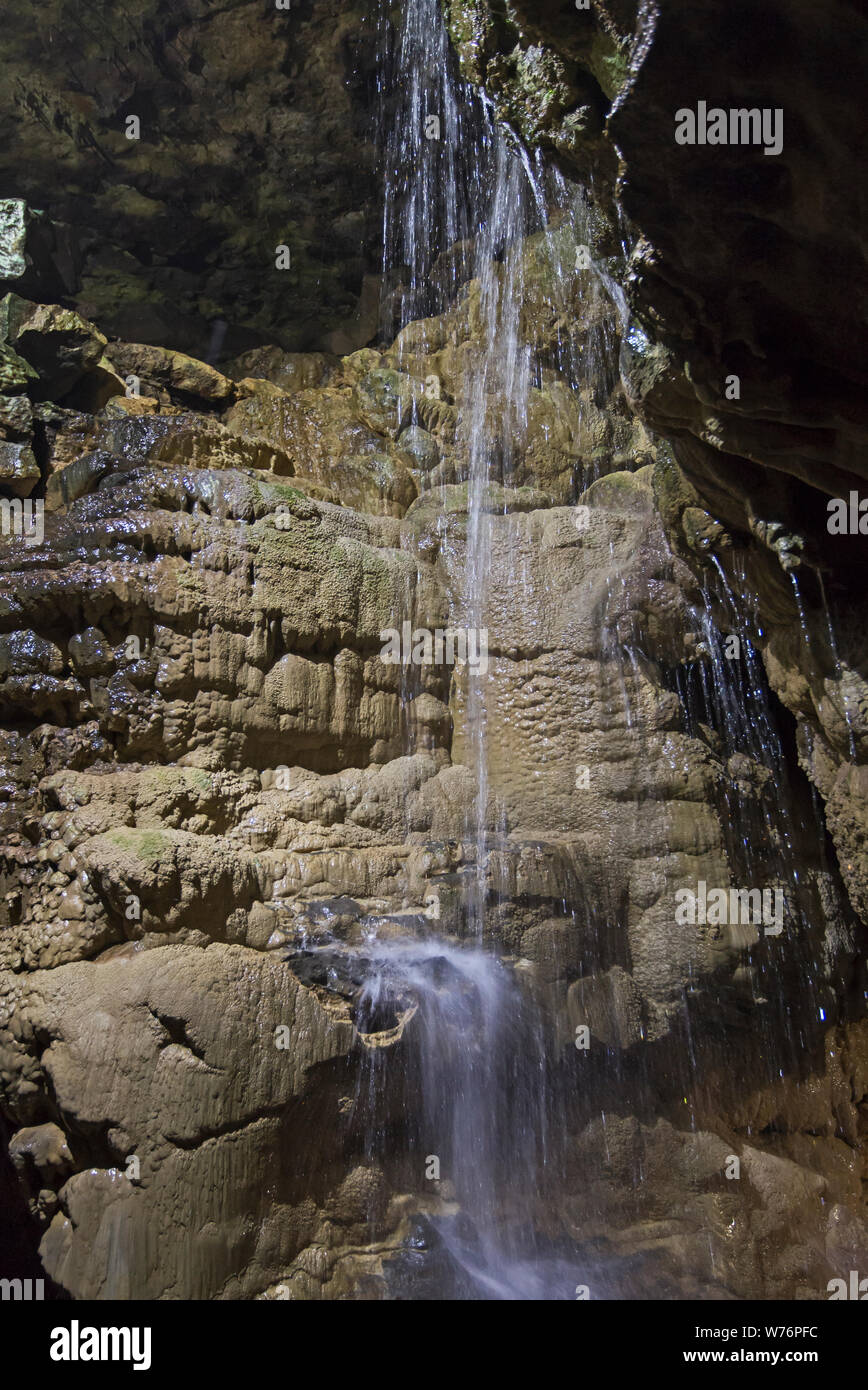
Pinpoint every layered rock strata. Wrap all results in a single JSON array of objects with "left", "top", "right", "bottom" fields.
[{"left": 1, "top": 265, "right": 865, "bottom": 1296}]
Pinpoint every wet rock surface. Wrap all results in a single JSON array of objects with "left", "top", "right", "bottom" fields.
[
  {"left": 0, "top": 279, "right": 864, "bottom": 1299},
  {"left": 444, "top": 0, "right": 868, "bottom": 949},
  {"left": 0, "top": 0, "right": 866, "bottom": 1303}
]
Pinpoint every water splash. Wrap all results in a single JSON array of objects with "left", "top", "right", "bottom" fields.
[{"left": 353, "top": 936, "right": 569, "bottom": 1298}]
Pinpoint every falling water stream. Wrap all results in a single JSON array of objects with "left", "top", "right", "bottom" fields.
[{"left": 346, "top": 0, "right": 589, "bottom": 1298}]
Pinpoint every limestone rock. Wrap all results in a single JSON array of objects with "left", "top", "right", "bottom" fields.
[
  {"left": 7, "top": 943, "right": 355, "bottom": 1298},
  {"left": 0, "top": 199, "right": 29, "bottom": 281},
  {"left": 0, "top": 1, "right": 384, "bottom": 353},
  {"left": 0, "top": 440, "right": 39, "bottom": 496},
  {"left": 2, "top": 297, "right": 107, "bottom": 399},
  {"left": 567, "top": 967, "right": 644, "bottom": 1049},
  {"left": 104, "top": 343, "right": 235, "bottom": 405}
]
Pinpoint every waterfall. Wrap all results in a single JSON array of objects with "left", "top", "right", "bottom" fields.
[
  {"left": 348, "top": 0, "right": 606, "bottom": 1298},
  {"left": 1, "top": 0, "right": 863, "bottom": 1318},
  {"left": 378, "top": 0, "right": 490, "bottom": 332},
  {"left": 353, "top": 936, "right": 553, "bottom": 1297},
  {"left": 459, "top": 139, "right": 534, "bottom": 934}
]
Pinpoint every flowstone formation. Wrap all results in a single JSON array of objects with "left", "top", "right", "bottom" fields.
[{"left": 1, "top": 195, "right": 866, "bottom": 1296}]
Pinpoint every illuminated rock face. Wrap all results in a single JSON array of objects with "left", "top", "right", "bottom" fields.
[
  {"left": 447, "top": 0, "right": 868, "bottom": 1013},
  {"left": 0, "top": 0, "right": 867, "bottom": 1302},
  {"left": 0, "top": 286, "right": 863, "bottom": 1300}
]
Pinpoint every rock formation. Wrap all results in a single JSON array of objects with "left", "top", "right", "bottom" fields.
[
  {"left": 445, "top": 0, "right": 868, "bottom": 936},
  {"left": 0, "top": 0, "right": 384, "bottom": 355},
  {"left": 0, "top": 0, "right": 865, "bottom": 1301}
]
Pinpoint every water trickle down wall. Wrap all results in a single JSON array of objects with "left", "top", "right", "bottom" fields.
[{"left": 339, "top": 0, "right": 868, "bottom": 1298}]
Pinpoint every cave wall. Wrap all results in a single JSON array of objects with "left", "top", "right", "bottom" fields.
[
  {"left": 444, "top": 0, "right": 868, "bottom": 946},
  {"left": 0, "top": 0, "right": 866, "bottom": 1300},
  {"left": 0, "top": 0, "right": 387, "bottom": 357},
  {"left": 1, "top": 290, "right": 863, "bottom": 1297}
]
